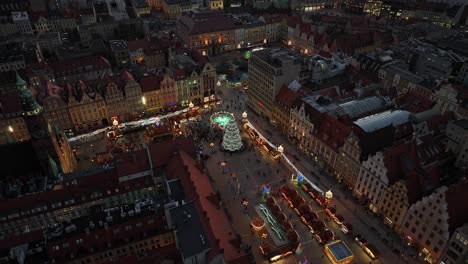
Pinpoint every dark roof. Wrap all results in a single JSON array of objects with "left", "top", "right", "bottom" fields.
[
  {"left": 0, "top": 141, "right": 43, "bottom": 177},
  {"left": 169, "top": 201, "right": 210, "bottom": 257},
  {"left": 140, "top": 74, "right": 163, "bottom": 92},
  {"left": 446, "top": 179, "right": 468, "bottom": 235},
  {"left": 164, "top": 0, "right": 190, "bottom": 4},
  {"left": 0, "top": 230, "right": 43, "bottom": 252},
  {"left": 167, "top": 179, "right": 185, "bottom": 202},
  {"left": 355, "top": 125, "right": 396, "bottom": 160},
  {"left": 50, "top": 56, "right": 111, "bottom": 76},
  {"left": 127, "top": 39, "right": 149, "bottom": 51},
  {"left": 133, "top": 0, "right": 149, "bottom": 8},
  {"left": 451, "top": 119, "right": 468, "bottom": 130},
  {"left": 0, "top": 92, "right": 23, "bottom": 118},
  {"left": 178, "top": 13, "right": 238, "bottom": 35}
]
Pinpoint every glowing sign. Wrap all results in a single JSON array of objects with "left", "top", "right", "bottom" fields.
[{"left": 245, "top": 50, "right": 251, "bottom": 59}]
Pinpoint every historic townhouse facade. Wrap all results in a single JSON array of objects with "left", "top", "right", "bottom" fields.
[
  {"left": 379, "top": 180, "right": 411, "bottom": 230},
  {"left": 160, "top": 74, "right": 178, "bottom": 110},
  {"left": 104, "top": 72, "right": 145, "bottom": 122},
  {"left": 42, "top": 92, "right": 74, "bottom": 130},
  {"left": 140, "top": 74, "right": 164, "bottom": 114},
  {"left": 400, "top": 181, "right": 467, "bottom": 264},
  {"left": 67, "top": 85, "right": 108, "bottom": 132},
  {"left": 289, "top": 100, "right": 316, "bottom": 153}
]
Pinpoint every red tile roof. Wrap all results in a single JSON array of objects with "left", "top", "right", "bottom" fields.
[
  {"left": 394, "top": 91, "right": 434, "bottom": 113},
  {"left": 51, "top": 56, "right": 111, "bottom": 76},
  {"left": 47, "top": 214, "right": 167, "bottom": 261},
  {"left": 191, "top": 48, "right": 208, "bottom": 65},
  {"left": 403, "top": 164, "right": 441, "bottom": 205},
  {"left": 165, "top": 150, "right": 242, "bottom": 263},
  {"left": 114, "top": 151, "right": 150, "bottom": 178},
  {"left": 172, "top": 69, "right": 187, "bottom": 81},
  {"left": 178, "top": 13, "right": 238, "bottom": 35},
  {"left": 274, "top": 85, "right": 302, "bottom": 108},
  {"left": 147, "top": 137, "right": 196, "bottom": 168},
  {"left": 127, "top": 39, "right": 149, "bottom": 51},
  {"left": 287, "top": 16, "right": 301, "bottom": 28},
  {"left": 315, "top": 114, "right": 351, "bottom": 151},
  {"left": 383, "top": 140, "right": 418, "bottom": 184},
  {"left": 47, "top": 82, "right": 63, "bottom": 96},
  {"left": 140, "top": 74, "right": 163, "bottom": 92}
]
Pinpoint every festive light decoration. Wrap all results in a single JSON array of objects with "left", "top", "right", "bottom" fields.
[
  {"left": 211, "top": 111, "right": 234, "bottom": 129},
  {"left": 244, "top": 120, "right": 323, "bottom": 195},
  {"left": 222, "top": 119, "right": 243, "bottom": 152},
  {"left": 251, "top": 217, "right": 265, "bottom": 231}
]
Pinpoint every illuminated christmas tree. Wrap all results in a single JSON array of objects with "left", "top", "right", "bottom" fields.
[{"left": 222, "top": 119, "right": 243, "bottom": 152}]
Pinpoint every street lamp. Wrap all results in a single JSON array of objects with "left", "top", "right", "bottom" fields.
[
  {"left": 112, "top": 119, "right": 119, "bottom": 126},
  {"left": 202, "top": 50, "right": 207, "bottom": 56},
  {"left": 242, "top": 111, "right": 248, "bottom": 119},
  {"left": 277, "top": 145, "right": 284, "bottom": 154},
  {"left": 210, "top": 142, "right": 215, "bottom": 154},
  {"left": 189, "top": 101, "right": 194, "bottom": 109},
  {"left": 141, "top": 96, "right": 146, "bottom": 105},
  {"left": 220, "top": 160, "right": 227, "bottom": 173},
  {"left": 217, "top": 80, "right": 221, "bottom": 87},
  {"left": 325, "top": 190, "right": 333, "bottom": 207},
  {"left": 263, "top": 38, "right": 267, "bottom": 44},
  {"left": 7, "top": 126, "right": 13, "bottom": 133}
]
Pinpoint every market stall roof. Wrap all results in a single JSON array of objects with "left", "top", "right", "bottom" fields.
[{"left": 325, "top": 240, "right": 353, "bottom": 262}]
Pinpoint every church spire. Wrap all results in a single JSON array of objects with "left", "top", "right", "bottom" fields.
[
  {"left": 15, "top": 71, "right": 42, "bottom": 116},
  {"left": 16, "top": 71, "right": 26, "bottom": 86}
]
